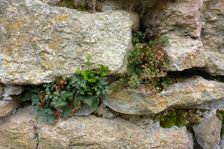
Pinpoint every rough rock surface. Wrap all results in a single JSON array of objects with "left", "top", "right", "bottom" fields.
[
  {"left": 1, "top": 85, "right": 23, "bottom": 100},
  {"left": 0, "top": 106, "right": 193, "bottom": 149},
  {"left": 142, "top": 0, "right": 224, "bottom": 75},
  {"left": 202, "top": 0, "right": 224, "bottom": 76},
  {"left": 0, "top": 0, "right": 138, "bottom": 84},
  {"left": 104, "top": 76, "right": 224, "bottom": 115},
  {"left": 193, "top": 111, "right": 222, "bottom": 149},
  {"left": 142, "top": 0, "right": 206, "bottom": 72},
  {"left": 40, "top": 0, "right": 60, "bottom": 5},
  {"left": 164, "top": 33, "right": 206, "bottom": 71},
  {"left": 0, "top": 85, "right": 23, "bottom": 117},
  {"left": 0, "top": 107, "right": 37, "bottom": 149},
  {"left": 143, "top": 0, "right": 204, "bottom": 37},
  {"left": 0, "top": 99, "right": 20, "bottom": 117}
]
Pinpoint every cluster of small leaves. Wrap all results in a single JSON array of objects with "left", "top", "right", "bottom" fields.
[
  {"left": 156, "top": 109, "right": 203, "bottom": 129},
  {"left": 126, "top": 31, "right": 170, "bottom": 89},
  {"left": 23, "top": 56, "right": 109, "bottom": 124}
]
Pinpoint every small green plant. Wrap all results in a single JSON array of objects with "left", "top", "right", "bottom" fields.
[
  {"left": 161, "top": 77, "right": 173, "bottom": 89},
  {"left": 156, "top": 109, "right": 203, "bottom": 129},
  {"left": 71, "top": 55, "right": 109, "bottom": 109},
  {"left": 23, "top": 56, "right": 109, "bottom": 124},
  {"left": 126, "top": 31, "right": 169, "bottom": 90}
]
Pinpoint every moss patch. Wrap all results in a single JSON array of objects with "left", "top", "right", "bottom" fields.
[{"left": 155, "top": 109, "right": 204, "bottom": 129}]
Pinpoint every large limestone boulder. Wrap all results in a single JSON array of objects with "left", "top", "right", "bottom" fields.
[
  {"left": 142, "top": 0, "right": 207, "bottom": 72},
  {"left": 164, "top": 33, "right": 206, "bottom": 71},
  {"left": 142, "top": 0, "right": 224, "bottom": 75},
  {"left": 193, "top": 111, "right": 222, "bottom": 149},
  {"left": 0, "top": 107, "right": 37, "bottom": 149},
  {"left": 143, "top": 0, "right": 204, "bottom": 38},
  {"left": 0, "top": 106, "right": 193, "bottom": 149},
  {"left": 104, "top": 76, "right": 224, "bottom": 115},
  {"left": 0, "top": 0, "right": 138, "bottom": 84},
  {"left": 202, "top": 0, "right": 224, "bottom": 76}
]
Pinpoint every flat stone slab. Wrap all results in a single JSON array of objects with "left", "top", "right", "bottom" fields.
[
  {"left": 104, "top": 76, "right": 224, "bottom": 115},
  {"left": 0, "top": 106, "right": 193, "bottom": 149},
  {"left": 0, "top": 0, "right": 138, "bottom": 84}
]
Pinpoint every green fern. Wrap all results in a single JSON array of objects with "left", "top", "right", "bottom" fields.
[{"left": 22, "top": 56, "right": 109, "bottom": 124}]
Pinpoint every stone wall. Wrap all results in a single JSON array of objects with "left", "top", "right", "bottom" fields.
[{"left": 0, "top": 0, "right": 224, "bottom": 148}]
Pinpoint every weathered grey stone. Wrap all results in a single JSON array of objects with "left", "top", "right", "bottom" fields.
[
  {"left": 146, "top": 125, "right": 194, "bottom": 149},
  {"left": 95, "top": 103, "right": 117, "bottom": 119},
  {"left": 75, "top": 104, "right": 96, "bottom": 116},
  {"left": 193, "top": 111, "right": 222, "bottom": 149},
  {"left": 221, "top": 140, "right": 224, "bottom": 149},
  {"left": 202, "top": 0, "right": 224, "bottom": 76},
  {"left": 40, "top": 0, "right": 60, "bottom": 5},
  {"left": 143, "top": 0, "right": 204, "bottom": 38},
  {"left": 104, "top": 76, "right": 224, "bottom": 115},
  {"left": 38, "top": 116, "right": 193, "bottom": 149},
  {"left": 0, "top": 97, "right": 21, "bottom": 117},
  {"left": 0, "top": 106, "right": 37, "bottom": 149},
  {"left": 37, "top": 123, "right": 70, "bottom": 149},
  {"left": 2, "top": 85, "right": 23, "bottom": 100},
  {"left": 0, "top": 0, "right": 139, "bottom": 84},
  {"left": 142, "top": 0, "right": 207, "bottom": 72},
  {"left": 165, "top": 33, "right": 206, "bottom": 71},
  {"left": 0, "top": 106, "right": 193, "bottom": 149}
]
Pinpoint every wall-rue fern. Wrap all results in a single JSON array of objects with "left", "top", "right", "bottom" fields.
[
  {"left": 125, "top": 31, "right": 171, "bottom": 91},
  {"left": 22, "top": 55, "right": 109, "bottom": 124}
]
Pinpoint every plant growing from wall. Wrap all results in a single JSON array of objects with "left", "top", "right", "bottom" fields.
[
  {"left": 126, "top": 31, "right": 170, "bottom": 90},
  {"left": 23, "top": 55, "right": 109, "bottom": 124},
  {"left": 155, "top": 109, "right": 203, "bottom": 129}
]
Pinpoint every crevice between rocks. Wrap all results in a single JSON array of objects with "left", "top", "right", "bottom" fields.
[
  {"left": 34, "top": 124, "right": 40, "bottom": 149},
  {"left": 167, "top": 67, "right": 224, "bottom": 82}
]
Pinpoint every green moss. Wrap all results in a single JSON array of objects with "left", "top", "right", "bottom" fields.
[
  {"left": 58, "top": 0, "right": 89, "bottom": 11},
  {"left": 216, "top": 110, "right": 224, "bottom": 135},
  {"left": 59, "top": 0, "right": 76, "bottom": 9},
  {"left": 156, "top": 109, "right": 204, "bottom": 129}
]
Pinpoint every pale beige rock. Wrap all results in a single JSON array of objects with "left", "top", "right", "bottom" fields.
[
  {"left": 0, "top": 106, "right": 193, "bottom": 149},
  {"left": 0, "top": 107, "right": 37, "bottom": 149},
  {"left": 104, "top": 76, "right": 224, "bottom": 115},
  {"left": 2, "top": 85, "right": 23, "bottom": 100},
  {"left": 38, "top": 116, "right": 193, "bottom": 149},
  {"left": 142, "top": 0, "right": 207, "bottom": 72},
  {"left": 0, "top": 98, "right": 20, "bottom": 117},
  {"left": 193, "top": 111, "right": 222, "bottom": 149},
  {"left": 37, "top": 124, "right": 70, "bottom": 149},
  {"left": 40, "top": 0, "right": 60, "bottom": 5},
  {"left": 0, "top": 0, "right": 139, "bottom": 84},
  {"left": 147, "top": 125, "right": 193, "bottom": 149},
  {"left": 165, "top": 33, "right": 206, "bottom": 71},
  {"left": 143, "top": 0, "right": 204, "bottom": 38},
  {"left": 202, "top": 0, "right": 224, "bottom": 76}
]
